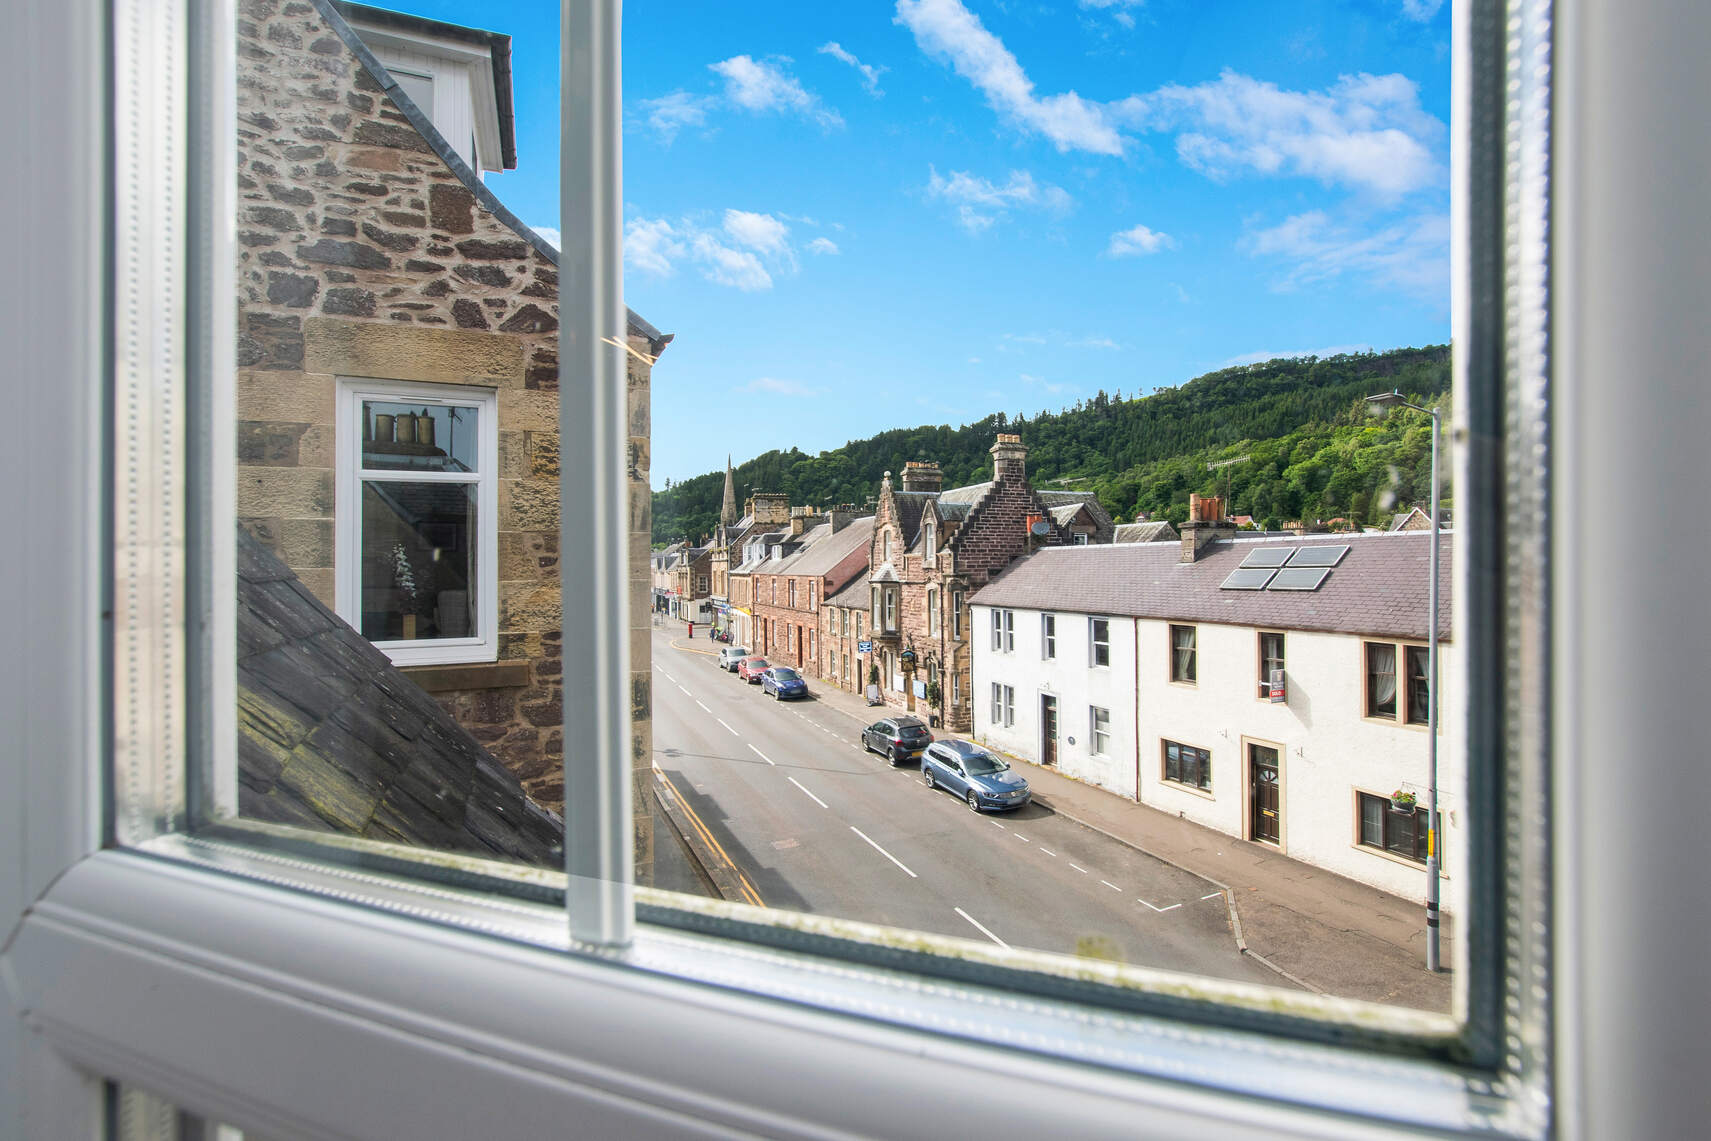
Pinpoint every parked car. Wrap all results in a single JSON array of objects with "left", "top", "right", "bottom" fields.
[
  {"left": 861, "top": 716, "right": 933, "bottom": 764},
  {"left": 717, "top": 645, "right": 750, "bottom": 671},
  {"left": 736, "top": 657, "right": 771, "bottom": 683},
  {"left": 761, "top": 666, "right": 808, "bottom": 700},
  {"left": 920, "top": 739, "right": 1031, "bottom": 812}
]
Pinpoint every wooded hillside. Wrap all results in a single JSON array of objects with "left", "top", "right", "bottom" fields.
[{"left": 654, "top": 346, "right": 1451, "bottom": 543}]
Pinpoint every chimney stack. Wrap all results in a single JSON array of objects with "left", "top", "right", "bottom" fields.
[
  {"left": 789, "top": 505, "right": 818, "bottom": 537},
  {"left": 990, "top": 433, "right": 1027, "bottom": 483},
  {"left": 900, "top": 460, "right": 944, "bottom": 494},
  {"left": 749, "top": 491, "right": 791, "bottom": 526},
  {"left": 827, "top": 504, "right": 863, "bottom": 533},
  {"left": 1179, "top": 493, "right": 1236, "bottom": 562}
]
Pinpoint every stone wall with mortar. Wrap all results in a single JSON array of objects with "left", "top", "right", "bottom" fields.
[{"left": 233, "top": 0, "right": 662, "bottom": 879}]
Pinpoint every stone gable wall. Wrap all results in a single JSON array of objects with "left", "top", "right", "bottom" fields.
[{"left": 233, "top": 0, "right": 657, "bottom": 874}]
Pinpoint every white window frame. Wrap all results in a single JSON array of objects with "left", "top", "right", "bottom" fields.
[
  {"left": 1042, "top": 612, "right": 1056, "bottom": 659},
  {"left": 953, "top": 590, "right": 964, "bottom": 638},
  {"left": 928, "top": 587, "right": 939, "bottom": 635},
  {"left": 335, "top": 379, "right": 499, "bottom": 667},
  {"left": 12, "top": 2, "right": 1709, "bottom": 1140},
  {"left": 1090, "top": 705, "right": 1110, "bottom": 756},
  {"left": 1089, "top": 616, "right": 1110, "bottom": 669}
]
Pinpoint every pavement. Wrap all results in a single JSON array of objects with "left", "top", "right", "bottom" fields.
[{"left": 648, "top": 617, "right": 1453, "bottom": 1012}]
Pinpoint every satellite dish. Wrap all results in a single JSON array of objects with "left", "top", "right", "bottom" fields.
[{"left": 1029, "top": 519, "right": 1051, "bottom": 536}]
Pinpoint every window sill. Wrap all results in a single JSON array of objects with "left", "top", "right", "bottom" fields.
[
  {"left": 3, "top": 844, "right": 1516, "bottom": 1140},
  {"left": 1351, "top": 843, "right": 1451, "bottom": 878},
  {"left": 1160, "top": 780, "right": 1217, "bottom": 800},
  {"left": 402, "top": 660, "right": 531, "bottom": 692}
]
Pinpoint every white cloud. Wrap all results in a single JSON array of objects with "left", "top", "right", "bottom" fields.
[
  {"left": 1112, "top": 69, "right": 1445, "bottom": 199},
  {"left": 1170, "top": 282, "right": 1192, "bottom": 303},
  {"left": 624, "top": 218, "right": 688, "bottom": 276},
  {"left": 1019, "top": 372, "right": 1042, "bottom": 385},
  {"left": 1242, "top": 209, "right": 1449, "bottom": 299},
  {"left": 1104, "top": 223, "right": 1176, "bottom": 257},
  {"left": 807, "top": 237, "right": 840, "bottom": 255},
  {"left": 926, "top": 166, "right": 1071, "bottom": 231},
  {"left": 638, "top": 92, "right": 715, "bottom": 143},
  {"left": 1401, "top": 0, "right": 1445, "bottom": 20},
  {"left": 819, "top": 42, "right": 886, "bottom": 96},
  {"left": 1221, "top": 344, "right": 1374, "bottom": 367},
  {"left": 530, "top": 226, "right": 561, "bottom": 251},
  {"left": 690, "top": 233, "right": 773, "bottom": 291},
  {"left": 1079, "top": 0, "right": 1142, "bottom": 28},
  {"left": 710, "top": 55, "right": 843, "bottom": 128},
  {"left": 737, "top": 377, "right": 824, "bottom": 397},
  {"left": 722, "top": 209, "right": 796, "bottom": 271},
  {"left": 999, "top": 333, "right": 1048, "bottom": 352},
  {"left": 1067, "top": 336, "right": 1122, "bottom": 350},
  {"left": 895, "top": 0, "right": 1125, "bottom": 155},
  {"left": 968, "top": 356, "right": 982, "bottom": 364}
]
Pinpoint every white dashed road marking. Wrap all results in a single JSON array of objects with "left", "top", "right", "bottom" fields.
[
  {"left": 676, "top": 684, "right": 691, "bottom": 697},
  {"left": 787, "top": 777, "right": 828, "bottom": 809},
  {"left": 1137, "top": 898, "right": 1182, "bottom": 913},
  {"left": 748, "top": 744, "right": 775, "bottom": 766},
  {"left": 1038, "top": 848, "right": 1056, "bottom": 857},
  {"left": 851, "top": 827, "right": 917, "bottom": 878},
  {"left": 1012, "top": 833, "right": 1029, "bottom": 842},
  {"left": 1101, "top": 880, "right": 1123, "bottom": 892},
  {"left": 1068, "top": 863, "right": 1088, "bottom": 874},
  {"left": 955, "top": 907, "right": 1009, "bottom": 950},
  {"left": 1201, "top": 892, "right": 1223, "bottom": 901},
  {"left": 989, "top": 819, "right": 1005, "bottom": 829},
  {"left": 694, "top": 699, "right": 711, "bottom": 713},
  {"left": 717, "top": 718, "right": 740, "bottom": 737},
  {"left": 658, "top": 669, "right": 677, "bottom": 685}
]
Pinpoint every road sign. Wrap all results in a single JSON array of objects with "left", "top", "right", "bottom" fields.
[{"left": 857, "top": 639, "right": 872, "bottom": 653}]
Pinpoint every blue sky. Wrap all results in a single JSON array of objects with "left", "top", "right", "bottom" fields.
[{"left": 389, "top": 1, "right": 1451, "bottom": 488}]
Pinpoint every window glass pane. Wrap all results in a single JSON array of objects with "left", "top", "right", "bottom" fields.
[
  {"left": 361, "top": 400, "right": 480, "bottom": 473},
  {"left": 359, "top": 483, "right": 475, "bottom": 643}
]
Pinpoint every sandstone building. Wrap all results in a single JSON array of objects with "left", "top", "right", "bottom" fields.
[{"left": 231, "top": 1, "right": 666, "bottom": 867}]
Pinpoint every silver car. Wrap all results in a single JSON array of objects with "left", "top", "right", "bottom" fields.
[{"left": 717, "top": 645, "right": 750, "bottom": 671}]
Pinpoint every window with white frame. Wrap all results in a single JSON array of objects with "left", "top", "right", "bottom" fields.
[
  {"left": 924, "top": 520, "right": 936, "bottom": 561},
  {"left": 952, "top": 590, "right": 964, "bottom": 638},
  {"left": 1042, "top": 613, "right": 1056, "bottom": 659},
  {"left": 990, "top": 682, "right": 1015, "bottom": 727},
  {"left": 991, "top": 608, "right": 1014, "bottom": 652},
  {"left": 1090, "top": 706, "right": 1110, "bottom": 755},
  {"left": 1089, "top": 617, "right": 1110, "bottom": 668},
  {"left": 928, "top": 587, "right": 939, "bottom": 635},
  {"left": 337, "top": 380, "right": 497, "bottom": 666}
]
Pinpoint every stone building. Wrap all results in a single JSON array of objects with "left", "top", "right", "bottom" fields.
[
  {"left": 231, "top": 0, "right": 667, "bottom": 864},
  {"left": 723, "top": 492, "right": 792, "bottom": 649},
  {"left": 863, "top": 435, "right": 1109, "bottom": 732},
  {"left": 748, "top": 511, "right": 872, "bottom": 674},
  {"left": 822, "top": 576, "right": 875, "bottom": 698}
]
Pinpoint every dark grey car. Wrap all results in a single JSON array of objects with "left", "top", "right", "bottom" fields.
[{"left": 861, "top": 716, "right": 932, "bottom": 764}]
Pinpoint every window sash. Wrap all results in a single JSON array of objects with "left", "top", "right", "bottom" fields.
[
  {"left": 1367, "top": 642, "right": 1398, "bottom": 718},
  {"left": 6, "top": 0, "right": 1634, "bottom": 1135},
  {"left": 1171, "top": 625, "right": 1197, "bottom": 683},
  {"left": 1091, "top": 618, "right": 1110, "bottom": 667},
  {"left": 1259, "top": 632, "right": 1285, "bottom": 698},
  {"left": 1042, "top": 613, "right": 1056, "bottom": 659}
]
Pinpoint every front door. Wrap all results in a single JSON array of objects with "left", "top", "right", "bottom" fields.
[
  {"left": 1249, "top": 743, "right": 1281, "bottom": 844},
  {"left": 1040, "top": 695, "right": 1058, "bottom": 766}
]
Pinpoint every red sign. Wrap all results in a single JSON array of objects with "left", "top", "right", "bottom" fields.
[{"left": 1269, "top": 669, "right": 1286, "bottom": 703}]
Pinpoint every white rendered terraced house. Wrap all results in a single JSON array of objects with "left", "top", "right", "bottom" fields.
[{"left": 971, "top": 515, "right": 1460, "bottom": 907}]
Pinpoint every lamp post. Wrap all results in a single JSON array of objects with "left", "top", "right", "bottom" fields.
[{"left": 1365, "top": 388, "right": 1443, "bottom": 974}]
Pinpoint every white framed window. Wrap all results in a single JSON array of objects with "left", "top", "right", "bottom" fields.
[
  {"left": 1090, "top": 706, "right": 1110, "bottom": 755},
  {"left": 335, "top": 379, "right": 498, "bottom": 666},
  {"left": 924, "top": 520, "right": 936, "bottom": 561},
  {"left": 989, "top": 682, "right": 1014, "bottom": 727},
  {"left": 1073, "top": 531, "right": 1089, "bottom": 545},
  {"left": 952, "top": 590, "right": 964, "bottom": 638},
  {"left": 1089, "top": 616, "right": 1110, "bottom": 668},
  {"left": 952, "top": 672, "right": 960, "bottom": 707},
  {"left": 1042, "top": 613, "right": 1056, "bottom": 659},
  {"left": 991, "top": 608, "right": 1014, "bottom": 652}
]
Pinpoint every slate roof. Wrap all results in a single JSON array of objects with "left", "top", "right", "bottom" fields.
[
  {"left": 1114, "top": 521, "right": 1179, "bottom": 544},
  {"left": 937, "top": 481, "right": 993, "bottom": 505},
  {"left": 972, "top": 531, "right": 1453, "bottom": 642},
  {"left": 236, "top": 526, "right": 562, "bottom": 865},
  {"left": 1048, "top": 504, "right": 1085, "bottom": 526},
  {"left": 934, "top": 501, "right": 973, "bottom": 522},
  {"left": 890, "top": 490, "right": 936, "bottom": 545},
  {"left": 826, "top": 576, "right": 871, "bottom": 609},
  {"left": 774, "top": 517, "right": 874, "bottom": 576}
]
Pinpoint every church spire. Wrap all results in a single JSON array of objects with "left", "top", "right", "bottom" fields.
[{"left": 720, "top": 454, "right": 737, "bottom": 527}]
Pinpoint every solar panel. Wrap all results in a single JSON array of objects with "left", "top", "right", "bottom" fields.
[
  {"left": 1220, "top": 567, "right": 1277, "bottom": 590},
  {"left": 1286, "top": 545, "right": 1350, "bottom": 568},
  {"left": 1239, "top": 548, "right": 1294, "bottom": 568},
  {"left": 1268, "top": 566, "right": 1332, "bottom": 591}
]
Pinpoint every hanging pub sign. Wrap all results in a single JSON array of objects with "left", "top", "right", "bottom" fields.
[
  {"left": 900, "top": 647, "right": 916, "bottom": 667},
  {"left": 1269, "top": 668, "right": 1287, "bottom": 703},
  {"left": 857, "top": 639, "right": 873, "bottom": 653}
]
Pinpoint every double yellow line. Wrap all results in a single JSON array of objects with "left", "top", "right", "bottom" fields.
[{"left": 655, "top": 766, "right": 765, "bottom": 908}]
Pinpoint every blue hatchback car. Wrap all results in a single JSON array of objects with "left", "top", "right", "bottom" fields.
[
  {"left": 920, "top": 739, "right": 1030, "bottom": 812},
  {"left": 761, "top": 666, "right": 808, "bottom": 700}
]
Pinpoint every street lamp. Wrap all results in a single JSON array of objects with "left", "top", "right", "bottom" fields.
[{"left": 1365, "top": 388, "right": 1444, "bottom": 974}]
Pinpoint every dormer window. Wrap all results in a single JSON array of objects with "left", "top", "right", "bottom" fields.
[{"left": 925, "top": 521, "right": 936, "bottom": 561}]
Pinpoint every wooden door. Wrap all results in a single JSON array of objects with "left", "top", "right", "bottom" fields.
[
  {"left": 1040, "top": 695, "right": 1058, "bottom": 766},
  {"left": 1249, "top": 743, "right": 1281, "bottom": 844}
]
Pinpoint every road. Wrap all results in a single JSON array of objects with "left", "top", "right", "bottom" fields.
[{"left": 651, "top": 627, "right": 1279, "bottom": 986}]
